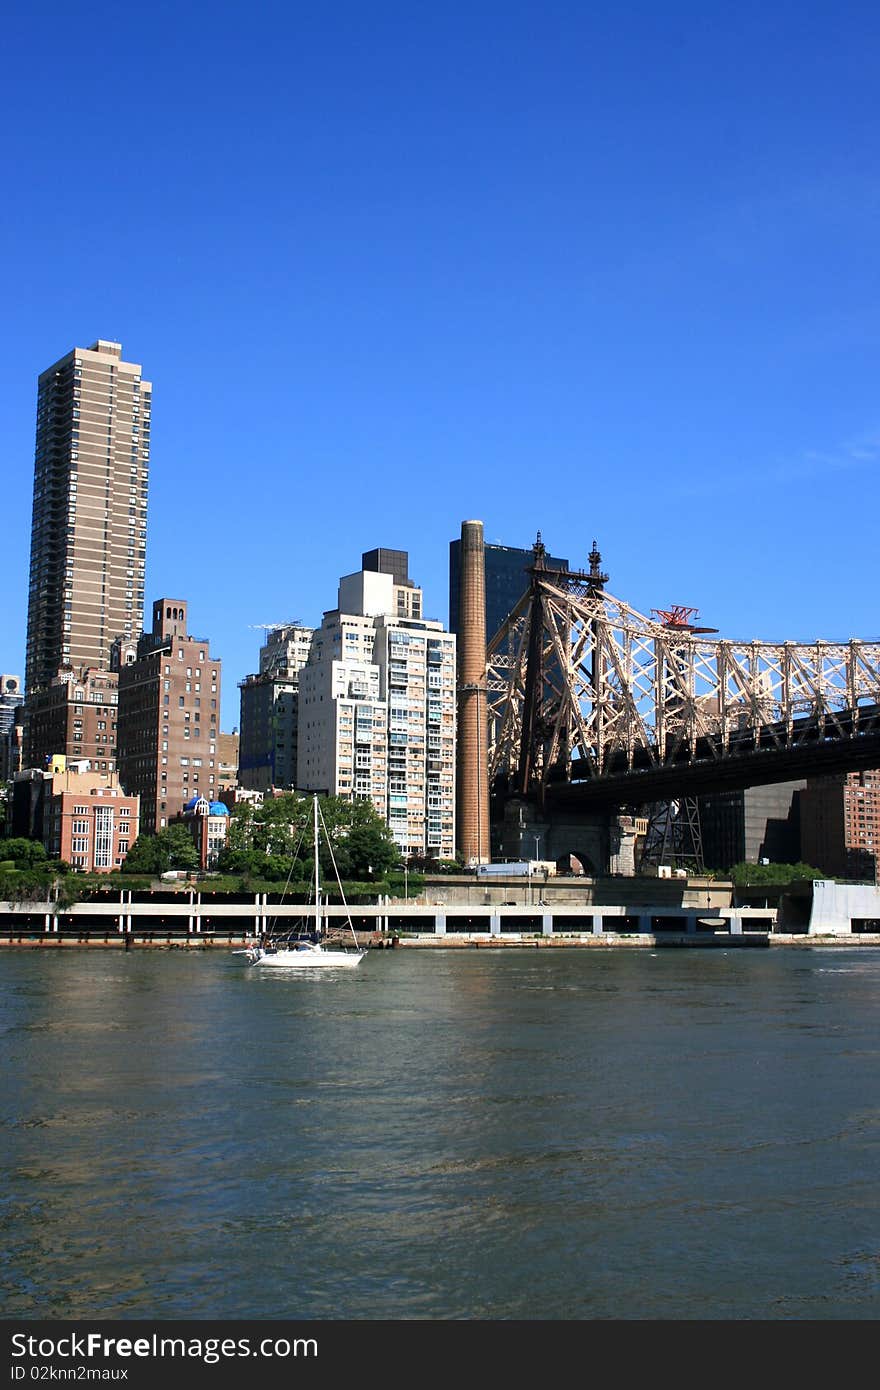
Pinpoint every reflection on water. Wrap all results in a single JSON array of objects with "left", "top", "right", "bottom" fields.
[{"left": 2, "top": 948, "right": 880, "bottom": 1319}]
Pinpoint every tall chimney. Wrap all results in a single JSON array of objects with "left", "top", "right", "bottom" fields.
[{"left": 456, "top": 520, "right": 490, "bottom": 864}]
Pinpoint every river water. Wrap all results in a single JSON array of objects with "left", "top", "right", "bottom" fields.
[{"left": 2, "top": 946, "right": 879, "bottom": 1320}]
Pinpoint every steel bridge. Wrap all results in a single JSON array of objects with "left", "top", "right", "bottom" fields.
[{"left": 487, "top": 540, "right": 880, "bottom": 813}]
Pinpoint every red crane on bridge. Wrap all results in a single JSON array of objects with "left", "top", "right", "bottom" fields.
[{"left": 652, "top": 604, "right": 718, "bottom": 635}]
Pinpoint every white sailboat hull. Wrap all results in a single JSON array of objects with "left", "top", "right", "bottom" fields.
[{"left": 250, "top": 945, "right": 365, "bottom": 969}]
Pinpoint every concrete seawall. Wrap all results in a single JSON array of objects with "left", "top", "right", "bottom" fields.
[{"left": 1, "top": 931, "right": 878, "bottom": 950}]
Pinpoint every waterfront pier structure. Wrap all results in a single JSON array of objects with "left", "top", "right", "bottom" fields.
[{"left": 1, "top": 878, "right": 878, "bottom": 945}]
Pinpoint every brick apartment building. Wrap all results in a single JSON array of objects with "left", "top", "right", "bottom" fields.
[
  {"left": 11, "top": 758, "right": 139, "bottom": 872},
  {"left": 45, "top": 764, "right": 139, "bottom": 871},
  {"left": 115, "top": 599, "right": 222, "bottom": 835},
  {"left": 23, "top": 665, "right": 119, "bottom": 774}
]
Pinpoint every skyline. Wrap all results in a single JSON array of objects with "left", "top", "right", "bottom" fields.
[{"left": 3, "top": 4, "right": 880, "bottom": 729}]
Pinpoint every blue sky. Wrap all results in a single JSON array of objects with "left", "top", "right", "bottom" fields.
[{"left": 2, "top": 1, "right": 879, "bottom": 729}]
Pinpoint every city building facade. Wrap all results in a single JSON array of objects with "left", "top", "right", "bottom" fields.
[
  {"left": 10, "top": 757, "right": 138, "bottom": 871},
  {"left": 298, "top": 566, "right": 456, "bottom": 859},
  {"left": 0, "top": 675, "right": 23, "bottom": 782},
  {"left": 0, "top": 675, "right": 22, "bottom": 738},
  {"left": 698, "top": 781, "right": 806, "bottom": 871},
  {"left": 449, "top": 537, "right": 569, "bottom": 642},
  {"left": 217, "top": 731, "right": 239, "bottom": 790},
  {"left": 178, "top": 794, "right": 230, "bottom": 870},
  {"left": 45, "top": 763, "right": 139, "bottom": 872},
  {"left": 23, "top": 665, "right": 119, "bottom": 774},
  {"left": 362, "top": 548, "right": 423, "bottom": 619},
  {"left": 800, "top": 770, "right": 880, "bottom": 881},
  {"left": 116, "top": 599, "right": 222, "bottom": 835},
  {"left": 238, "top": 624, "right": 313, "bottom": 793},
  {"left": 25, "top": 340, "right": 150, "bottom": 694}
]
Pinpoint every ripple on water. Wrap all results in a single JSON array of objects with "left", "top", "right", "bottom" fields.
[{"left": 2, "top": 948, "right": 880, "bottom": 1318}]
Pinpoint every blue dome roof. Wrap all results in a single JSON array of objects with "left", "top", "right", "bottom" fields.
[
  {"left": 209, "top": 801, "right": 229, "bottom": 816},
  {"left": 184, "top": 795, "right": 202, "bottom": 812}
]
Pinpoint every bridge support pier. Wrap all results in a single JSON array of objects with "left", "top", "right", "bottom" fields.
[{"left": 497, "top": 799, "right": 613, "bottom": 874}]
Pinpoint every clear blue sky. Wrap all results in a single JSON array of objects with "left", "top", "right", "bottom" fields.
[{"left": 2, "top": 1, "right": 879, "bottom": 729}]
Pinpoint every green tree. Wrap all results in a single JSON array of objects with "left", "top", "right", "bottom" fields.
[
  {"left": 0, "top": 838, "right": 49, "bottom": 867},
  {"left": 221, "top": 793, "right": 400, "bottom": 882},
  {"left": 122, "top": 824, "right": 199, "bottom": 875},
  {"left": 729, "top": 861, "right": 825, "bottom": 886}
]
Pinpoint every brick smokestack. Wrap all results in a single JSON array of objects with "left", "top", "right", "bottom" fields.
[{"left": 456, "top": 519, "right": 490, "bottom": 864}]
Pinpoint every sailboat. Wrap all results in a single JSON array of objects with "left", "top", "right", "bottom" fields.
[{"left": 241, "top": 795, "right": 366, "bottom": 969}]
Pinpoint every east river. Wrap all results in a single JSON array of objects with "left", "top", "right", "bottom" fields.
[{"left": 2, "top": 947, "right": 879, "bottom": 1320}]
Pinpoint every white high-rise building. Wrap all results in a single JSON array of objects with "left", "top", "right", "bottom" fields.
[
  {"left": 298, "top": 566, "right": 456, "bottom": 859},
  {"left": 238, "top": 624, "right": 315, "bottom": 793}
]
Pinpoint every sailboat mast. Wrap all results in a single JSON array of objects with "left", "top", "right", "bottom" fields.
[{"left": 313, "top": 794, "right": 321, "bottom": 936}]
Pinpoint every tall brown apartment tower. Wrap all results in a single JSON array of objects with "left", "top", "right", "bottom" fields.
[
  {"left": 455, "top": 520, "right": 490, "bottom": 864},
  {"left": 25, "top": 340, "right": 150, "bottom": 694},
  {"left": 116, "top": 600, "right": 222, "bottom": 836}
]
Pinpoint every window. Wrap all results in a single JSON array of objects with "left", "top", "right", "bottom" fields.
[{"left": 94, "top": 805, "right": 114, "bottom": 869}]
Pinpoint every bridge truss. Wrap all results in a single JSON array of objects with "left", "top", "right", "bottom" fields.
[{"left": 486, "top": 542, "right": 880, "bottom": 806}]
